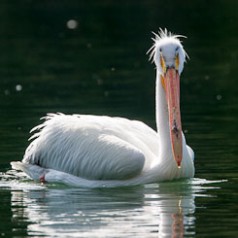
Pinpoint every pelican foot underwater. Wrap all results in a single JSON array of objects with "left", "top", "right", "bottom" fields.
[{"left": 11, "top": 29, "right": 195, "bottom": 188}]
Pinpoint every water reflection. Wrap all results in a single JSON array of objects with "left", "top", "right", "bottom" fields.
[{"left": 7, "top": 181, "right": 202, "bottom": 237}]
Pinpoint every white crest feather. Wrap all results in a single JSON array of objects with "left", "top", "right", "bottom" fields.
[{"left": 147, "top": 28, "right": 188, "bottom": 63}]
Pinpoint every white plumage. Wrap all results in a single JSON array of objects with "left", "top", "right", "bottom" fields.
[{"left": 11, "top": 29, "right": 195, "bottom": 188}]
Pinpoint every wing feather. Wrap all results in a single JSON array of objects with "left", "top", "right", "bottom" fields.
[{"left": 23, "top": 114, "right": 158, "bottom": 180}]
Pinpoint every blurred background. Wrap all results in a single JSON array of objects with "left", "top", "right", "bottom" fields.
[
  {"left": 1, "top": 1, "right": 238, "bottom": 237},
  {"left": 0, "top": 0, "right": 238, "bottom": 179}
]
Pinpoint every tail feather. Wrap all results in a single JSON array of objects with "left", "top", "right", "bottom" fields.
[
  {"left": 11, "top": 161, "right": 46, "bottom": 181},
  {"left": 10, "top": 161, "right": 140, "bottom": 188}
]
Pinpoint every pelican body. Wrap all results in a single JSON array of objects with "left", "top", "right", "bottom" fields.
[{"left": 11, "top": 29, "right": 195, "bottom": 188}]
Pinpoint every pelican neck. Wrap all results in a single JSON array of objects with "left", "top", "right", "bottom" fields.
[{"left": 155, "top": 72, "right": 171, "bottom": 152}]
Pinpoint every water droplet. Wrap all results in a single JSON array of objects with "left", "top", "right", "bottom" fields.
[
  {"left": 104, "top": 91, "right": 109, "bottom": 97},
  {"left": 216, "top": 94, "right": 222, "bottom": 100},
  {"left": 87, "top": 43, "right": 92, "bottom": 49},
  {"left": 15, "top": 84, "right": 22, "bottom": 92},
  {"left": 4, "top": 89, "right": 10, "bottom": 95},
  {"left": 66, "top": 19, "right": 78, "bottom": 30}
]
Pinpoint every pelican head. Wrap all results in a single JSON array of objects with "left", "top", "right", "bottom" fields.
[{"left": 148, "top": 29, "right": 188, "bottom": 167}]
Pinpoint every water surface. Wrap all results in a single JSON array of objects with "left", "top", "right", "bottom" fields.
[
  {"left": 1, "top": 1, "right": 238, "bottom": 237},
  {"left": 0, "top": 177, "right": 228, "bottom": 237}
]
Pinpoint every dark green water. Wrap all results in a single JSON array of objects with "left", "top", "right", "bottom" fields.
[{"left": 0, "top": 1, "right": 238, "bottom": 237}]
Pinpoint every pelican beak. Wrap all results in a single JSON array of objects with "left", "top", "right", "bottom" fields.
[{"left": 164, "top": 67, "right": 183, "bottom": 167}]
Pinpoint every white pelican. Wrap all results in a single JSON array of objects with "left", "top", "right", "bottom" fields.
[{"left": 11, "top": 29, "right": 195, "bottom": 187}]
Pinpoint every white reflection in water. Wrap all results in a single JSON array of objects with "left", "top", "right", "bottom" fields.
[{"left": 8, "top": 179, "right": 223, "bottom": 237}]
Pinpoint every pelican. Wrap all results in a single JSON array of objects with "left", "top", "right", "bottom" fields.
[{"left": 11, "top": 29, "right": 195, "bottom": 188}]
